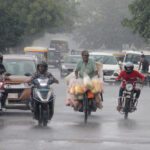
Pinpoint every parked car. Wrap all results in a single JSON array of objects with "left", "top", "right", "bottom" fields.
[
  {"left": 90, "top": 52, "right": 121, "bottom": 82},
  {"left": 2, "top": 54, "right": 37, "bottom": 109},
  {"left": 60, "top": 55, "right": 81, "bottom": 77}
]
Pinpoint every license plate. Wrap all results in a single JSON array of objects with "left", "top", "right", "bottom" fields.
[
  {"left": 8, "top": 93, "right": 18, "bottom": 98},
  {"left": 5, "top": 84, "right": 26, "bottom": 89}
]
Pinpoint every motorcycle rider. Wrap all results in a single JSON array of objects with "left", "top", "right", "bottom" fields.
[
  {"left": 74, "top": 50, "right": 101, "bottom": 111},
  {"left": 115, "top": 62, "right": 145, "bottom": 111},
  {"left": 27, "top": 61, "right": 59, "bottom": 114},
  {"left": 0, "top": 53, "right": 8, "bottom": 110},
  {"left": 75, "top": 50, "right": 98, "bottom": 79}
]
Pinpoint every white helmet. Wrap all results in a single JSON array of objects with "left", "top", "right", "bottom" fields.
[{"left": 124, "top": 62, "right": 134, "bottom": 74}]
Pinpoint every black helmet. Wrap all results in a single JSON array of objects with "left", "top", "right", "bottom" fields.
[
  {"left": 37, "top": 61, "right": 48, "bottom": 72},
  {"left": 124, "top": 62, "right": 134, "bottom": 74},
  {"left": 0, "top": 53, "right": 3, "bottom": 62}
]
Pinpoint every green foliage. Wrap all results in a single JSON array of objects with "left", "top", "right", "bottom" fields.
[
  {"left": 122, "top": 0, "right": 150, "bottom": 42},
  {"left": 0, "top": 0, "right": 77, "bottom": 53}
]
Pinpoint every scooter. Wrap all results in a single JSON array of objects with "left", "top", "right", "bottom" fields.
[{"left": 31, "top": 77, "right": 55, "bottom": 126}]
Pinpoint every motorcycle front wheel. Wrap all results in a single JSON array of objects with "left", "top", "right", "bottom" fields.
[
  {"left": 83, "top": 94, "right": 88, "bottom": 123},
  {"left": 124, "top": 99, "right": 130, "bottom": 119}
]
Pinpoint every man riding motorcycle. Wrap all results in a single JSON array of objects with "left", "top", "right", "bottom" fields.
[
  {"left": 74, "top": 50, "right": 101, "bottom": 111},
  {"left": 27, "top": 61, "right": 59, "bottom": 111},
  {"left": 115, "top": 62, "right": 145, "bottom": 111},
  {"left": 75, "top": 50, "right": 98, "bottom": 79}
]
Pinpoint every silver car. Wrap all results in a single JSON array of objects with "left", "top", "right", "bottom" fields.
[{"left": 60, "top": 55, "right": 81, "bottom": 77}]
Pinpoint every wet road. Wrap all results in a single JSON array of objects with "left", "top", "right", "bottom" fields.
[{"left": 0, "top": 68, "right": 150, "bottom": 150}]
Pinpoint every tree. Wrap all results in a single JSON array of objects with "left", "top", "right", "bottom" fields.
[
  {"left": 122, "top": 0, "right": 150, "bottom": 43},
  {"left": 0, "top": 0, "right": 77, "bottom": 53}
]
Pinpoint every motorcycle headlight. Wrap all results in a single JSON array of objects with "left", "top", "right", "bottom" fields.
[{"left": 126, "top": 83, "right": 133, "bottom": 91}]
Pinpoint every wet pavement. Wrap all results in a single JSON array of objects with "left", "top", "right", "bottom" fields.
[{"left": 0, "top": 68, "right": 150, "bottom": 150}]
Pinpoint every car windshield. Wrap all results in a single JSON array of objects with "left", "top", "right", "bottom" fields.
[
  {"left": 124, "top": 54, "right": 140, "bottom": 64},
  {"left": 3, "top": 59, "right": 36, "bottom": 75},
  {"left": 90, "top": 55, "right": 117, "bottom": 65},
  {"left": 64, "top": 56, "right": 81, "bottom": 64}
]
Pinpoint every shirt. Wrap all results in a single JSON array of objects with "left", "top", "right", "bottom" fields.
[
  {"left": 75, "top": 59, "right": 97, "bottom": 78},
  {"left": 116, "top": 70, "right": 145, "bottom": 87}
]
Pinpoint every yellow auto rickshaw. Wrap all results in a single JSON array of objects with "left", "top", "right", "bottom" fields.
[{"left": 24, "top": 47, "right": 48, "bottom": 63}]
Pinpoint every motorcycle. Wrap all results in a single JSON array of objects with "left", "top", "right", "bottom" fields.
[
  {"left": 80, "top": 91, "right": 103, "bottom": 123},
  {"left": 119, "top": 81, "right": 142, "bottom": 119},
  {"left": 32, "top": 77, "right": 55, "bottom": 126}
]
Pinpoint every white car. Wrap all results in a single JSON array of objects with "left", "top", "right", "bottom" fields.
[
  {"left": 122, "top": 50, "right": 142, "bottom": 71},
  {"left": 90, "top": 52, "right": 121, "bottom": 82}
]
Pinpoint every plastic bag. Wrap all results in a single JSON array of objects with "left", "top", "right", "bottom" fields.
[
  {"left": 91, "top": 78, "right": 101, "bottom": 94},
  {"left": 83, "top": 74, "right": 93, "bottom": 90},
  {"left": 68, "top": 78, "right": 85, "bottom": 95}
]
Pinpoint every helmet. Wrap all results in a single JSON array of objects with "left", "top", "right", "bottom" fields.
[
  {"left": 124, "top": 62, "right": 134, "bottom": 74},
  {"left": 37, "top": 61, "right": 48, "bottom": 73},
  {"left": 0, "top": 53, "right": 3, "bottom": 62}
]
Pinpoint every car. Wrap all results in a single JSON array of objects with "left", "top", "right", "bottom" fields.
[
  {"left": 60, "top": 55, "right": 81, "bottom": 77},
  {"left": 89, "top": 52, "right": 121, "bottom": 82},
  {"left": 2, "top": 54, "right": 37, "bottom": 109},
  {"left": 122, "top": 50, "right": 142, "bottom": 71}
]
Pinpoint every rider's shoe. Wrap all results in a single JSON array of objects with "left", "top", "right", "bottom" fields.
[
  {"left": 117, "top": 98, "right": 122, "bottom": 111},
  {"left": 131, "top": 99, "right": 137, "bottom": 111},
  {"left": 117, "top": 105, "right": 121, "bottom": 111},
  {"left": 91, "top": 102, "right": 97, "bottom": 111},
  {"left": 78, "top": 104, "right": 83, "bottom": 112}
]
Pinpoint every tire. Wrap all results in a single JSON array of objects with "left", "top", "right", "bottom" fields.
[
  {"left": 43, "top": 110, "right": 47, "bottom": 126},
  {"left": 84, "top": 94, "right": 88, "bottom": 123},
  {"left": 42, "top": 104, "right": 49, "bottom": 126},
  {"left": 38, "top": 104, "right": 42, "bottom": 126},
  {"left": 124, "top": 99, "right": 130, "bottom": 119}
]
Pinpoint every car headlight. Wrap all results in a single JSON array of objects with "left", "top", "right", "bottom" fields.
[{"left": 126, "top": 83, "right": 133, "bottom": 91}]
